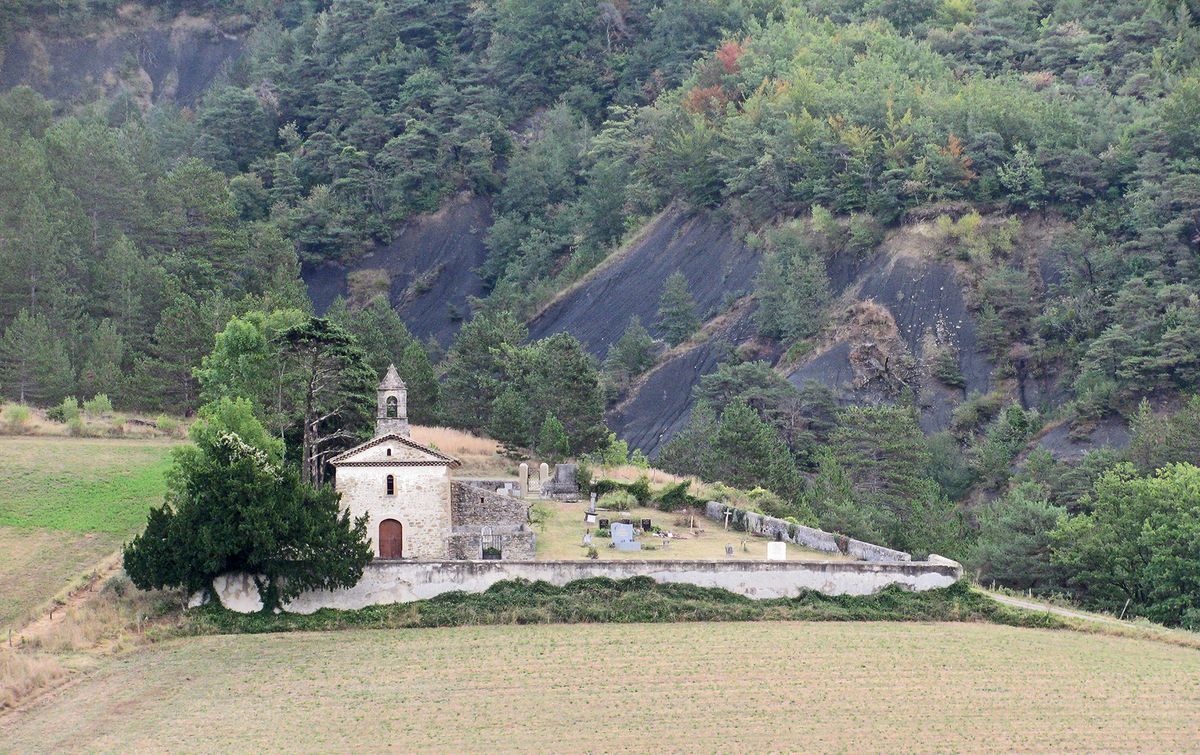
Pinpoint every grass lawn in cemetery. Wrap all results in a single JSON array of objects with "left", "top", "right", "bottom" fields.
[{"left": 534, "top": 499, "right": 849, "bottom": 561}]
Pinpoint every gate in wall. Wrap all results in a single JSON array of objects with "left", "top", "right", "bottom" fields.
[{"left": 481, "top": 526, "right": 502, "bottom": 559}]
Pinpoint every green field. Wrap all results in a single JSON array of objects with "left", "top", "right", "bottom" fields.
[
  {"left": 0, "top": 437, "right": 175, "bottom": 628},
  {"left": 3, "top": 621, "right": 1198, "bottom": 751}
]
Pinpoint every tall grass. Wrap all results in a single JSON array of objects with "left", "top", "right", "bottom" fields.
[
  {"left": 410, "top": 425, "right": 501, "bottom": 456},
  {"left": 188, "top": 579, "right": 1062, "bottom": 635},
  {"left": 0, "top": 651, "right": 68, "bottom": 710}
]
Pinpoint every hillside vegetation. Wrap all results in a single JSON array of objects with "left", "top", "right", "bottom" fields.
[{"left": 3, "top": 1, "right": 1200, "bottom": 626}]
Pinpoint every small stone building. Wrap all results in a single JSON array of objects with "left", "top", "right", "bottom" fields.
[{"left": 331, "top": 365, "right": 535, "bottom": 561}]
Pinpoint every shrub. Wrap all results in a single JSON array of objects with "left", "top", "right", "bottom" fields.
[
  {"left": 66, "top": 416, "right": 86, "bottom": 437},
  {"left": 1, "top": 404, "right": 32, "bottom": 434},
  {"left": 657, "top": 481, "right": 704, "bottom": 511},
  {"left": 599, "top": 490, "right": 636, "bottom": 511},
  {"left": 47, "top": 396, "right": 79, "bottom": 423},
  {"left": 627, "top": 476, "right": 652, "bottom": 505},
  {"left": 83, "top": 394, "right": 113, "bottom": 417},
  {"left": 155, "top": 414, "right": 181, "bottom": 437}
]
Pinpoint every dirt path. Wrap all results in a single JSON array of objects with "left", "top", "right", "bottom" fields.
[
  {"left": 987, "top": 592, "right": 1131, "bottom": 626},
  {"left": 12, "top": 552, "right": 123, "bottom": 646}
]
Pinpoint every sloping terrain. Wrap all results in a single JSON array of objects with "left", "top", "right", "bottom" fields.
[
  {"left": 304, "top": 194, "right": 492, "bottom": 345},
  {"left": 527, "top": 209, "right": 761, "bottom": 358},
  {"left": 789, "top": 249, "right": 991, "bottom": 433},
  {"left": 608, "top": 304, "right": 762, "bottom": 455},
  {"left": 0, "top": 14, "right": 244, "bottom": 108}
]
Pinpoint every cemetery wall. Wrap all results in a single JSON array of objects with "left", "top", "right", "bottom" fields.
[
  {"left": 451, "top": 481, "right": 529, "bottom": 526},
  {"left": 209, "top": 558, "right": 963, "bottom": 614},
  {"left": 702, "top": 501, "right": 911, "bottom": 562}
]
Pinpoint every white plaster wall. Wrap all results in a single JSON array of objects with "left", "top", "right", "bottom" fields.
[
  {"left": 335, "top": 465, "right": 452, "bottom": 559},
  {"left": 266, "top": 558, "right": 963, "bottom": 614}
]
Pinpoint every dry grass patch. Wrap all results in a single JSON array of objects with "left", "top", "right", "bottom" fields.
[
  {"left": 4, "top": 621, "right": 1199, "bottom": 751},
  {"left": 410, "top": 425, "right": 513, "bottom": 477}
]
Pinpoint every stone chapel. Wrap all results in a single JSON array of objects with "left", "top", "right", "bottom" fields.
[{"left": 330, "top": 365, "right": 535, "bottom": 561}]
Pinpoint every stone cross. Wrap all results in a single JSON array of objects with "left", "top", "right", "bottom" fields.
[{"left": 519, "top": 462, "right": 529, "bottom": 498}]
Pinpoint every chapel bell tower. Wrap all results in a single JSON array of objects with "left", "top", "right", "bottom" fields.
[{"left": 376, "top": 364, "right": 410, "bottom": 438}]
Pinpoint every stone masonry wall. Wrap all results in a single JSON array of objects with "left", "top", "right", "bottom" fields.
[
  {"left": 336, "top": 465, "right": 452, "bottom": 559},
  {"left": 236, "top": 557, "right": 962, "bottom": 613},
  {"left": 703, "top": 501, "right": 911, "bottom": 562},
  {"left": 451, "top": 481, "right": 530, "bottom": 527},
  {"left": 447, "top": 529, "right": 537, "bottom": 560}
]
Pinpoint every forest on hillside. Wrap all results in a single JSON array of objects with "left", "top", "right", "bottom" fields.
[{"left": 2, "top": 0, "right": 1200, "bottom": 626}]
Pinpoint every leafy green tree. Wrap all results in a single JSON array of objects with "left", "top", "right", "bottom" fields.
[
  {"left": 489, "top": 388, "right": 534, "bottom": 448},
  {"left": 525, "top": 333, "right": 608, "bottom": 455},
  {"left": 0, "top": 309, "right": 72, "bottom": 404},
  {"left": 657, "top": 271, "right": 699, "bottom": 346},
  {"left": 1126, "top": 397, "right": 1200, "bottom": 474},
  {"left": 195, "top": 308, "right": 308, "bottom": 438},
  {"left": 195, "top": 86, "right": 274, "bottom": 174},
  {"left": 397, "top": 340, "right": 440, "bottom": 425},
  {"left": 78, "top": 319, "right": 127, "bottom": 403},
  {"left": 122, "top": 399, "right": 373, "bottom": 611},
  {"left": 1052, "top": 463, "right": 1200, "bottom": 627},
  {"left": 658, "top": 400, "right": 719, "bottom": 477},
  {"left": 708, "top": 397, "right": 809, "bottom": 509}
]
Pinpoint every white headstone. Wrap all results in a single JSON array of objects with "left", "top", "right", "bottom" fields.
[
  {"left": 539, "top": 462, "right": 550, "bottom": 485},
  {"left": 518, "top": 463, "right": 529, "bottom": 497},
  {"left": 767, "top": 542, "right": 787, "bottom": 561}
]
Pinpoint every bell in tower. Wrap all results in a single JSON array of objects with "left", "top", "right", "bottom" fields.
[{"left": 376, "top": 364, "right": 410, "bottom": 438}]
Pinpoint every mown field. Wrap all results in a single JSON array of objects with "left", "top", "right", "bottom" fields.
[
  {"left": 0, "top": 437, "right": 175, "bottom": 628},
  {"left": 4, "top": 621, "right": 1199, "bottom": 751}
]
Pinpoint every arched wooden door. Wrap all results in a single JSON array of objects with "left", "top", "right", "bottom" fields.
[{"left": 379, "top": 519, "right": 403, "bottom": 559}]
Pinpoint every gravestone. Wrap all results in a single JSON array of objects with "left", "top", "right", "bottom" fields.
[
  {"left": 541, "top": 462, "right": 580, "bottom": 501},
  {"left": 611, "top": 522, "right": 641, "bottom": 551},
  {"left": 582, "top": 532, "right": 593, "bottom": 547},
  {"left": 519, "top": 463, "right": 529, "bottom": 497},
  {"left": 598, "top": 518, "right": 609, "bottom": 530},
  {"left": 539, "top": 462, "right": 550, "bottom": 486},
  {"left": 767, "top": 542, "right": 787, "bottom": 561},
  {"left": 725, "top": 544, "right": 734, "bottom": 558},
  {"left": 641, "top": 519, "right": 652, "bottom": 532}
]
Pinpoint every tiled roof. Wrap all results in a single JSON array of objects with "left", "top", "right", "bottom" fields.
[{"left": 329, "top": 432, "right": 461, "bottom": 468}]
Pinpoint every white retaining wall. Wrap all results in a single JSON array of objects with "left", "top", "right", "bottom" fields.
[
  {"left": 210, "top": 557, "right": 962, "bottom": 614},
  {"left": 702, "top": 501, "right": 911, "bottom": 562}
]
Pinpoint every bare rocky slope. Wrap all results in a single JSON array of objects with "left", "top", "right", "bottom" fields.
[
  {"left": 0, "top": 12, "right": 245, "bottom": 108},
  {"left": 304, "top": 194, "right": 492, "bottom": 346},
  {"left": 527, "top": 209, "right": 762, "bottom": 357}
]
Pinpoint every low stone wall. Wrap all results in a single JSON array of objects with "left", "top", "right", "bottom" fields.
[
  {"left": 447, "top": 527, "right": 537, "bottom": 560},
  {"left": 451, "top": 481, "right": 530, "bottom": 526},
  {"left": 210, "top": 557, "right": 961, "bottom": 614},
  {"left": 702, "top": 502, "right": 911, "bottom": 562}
]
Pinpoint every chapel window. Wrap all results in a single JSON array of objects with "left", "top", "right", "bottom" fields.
[{"left": 386, "top": 474, "right": 395, "bottom": 495}]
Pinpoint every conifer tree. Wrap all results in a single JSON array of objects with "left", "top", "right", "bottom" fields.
[
  {"left": 0, "top": 309, "right": 72, "bottom": 404},
  {"left": 441, "top": 311, "right": 527, "bottom": 431},
  {"left": 537, "top": 414, "right": 570, "bottom": 462},
  {"left": 657, "top": 271, "right": 699, "bottom": 346}
]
